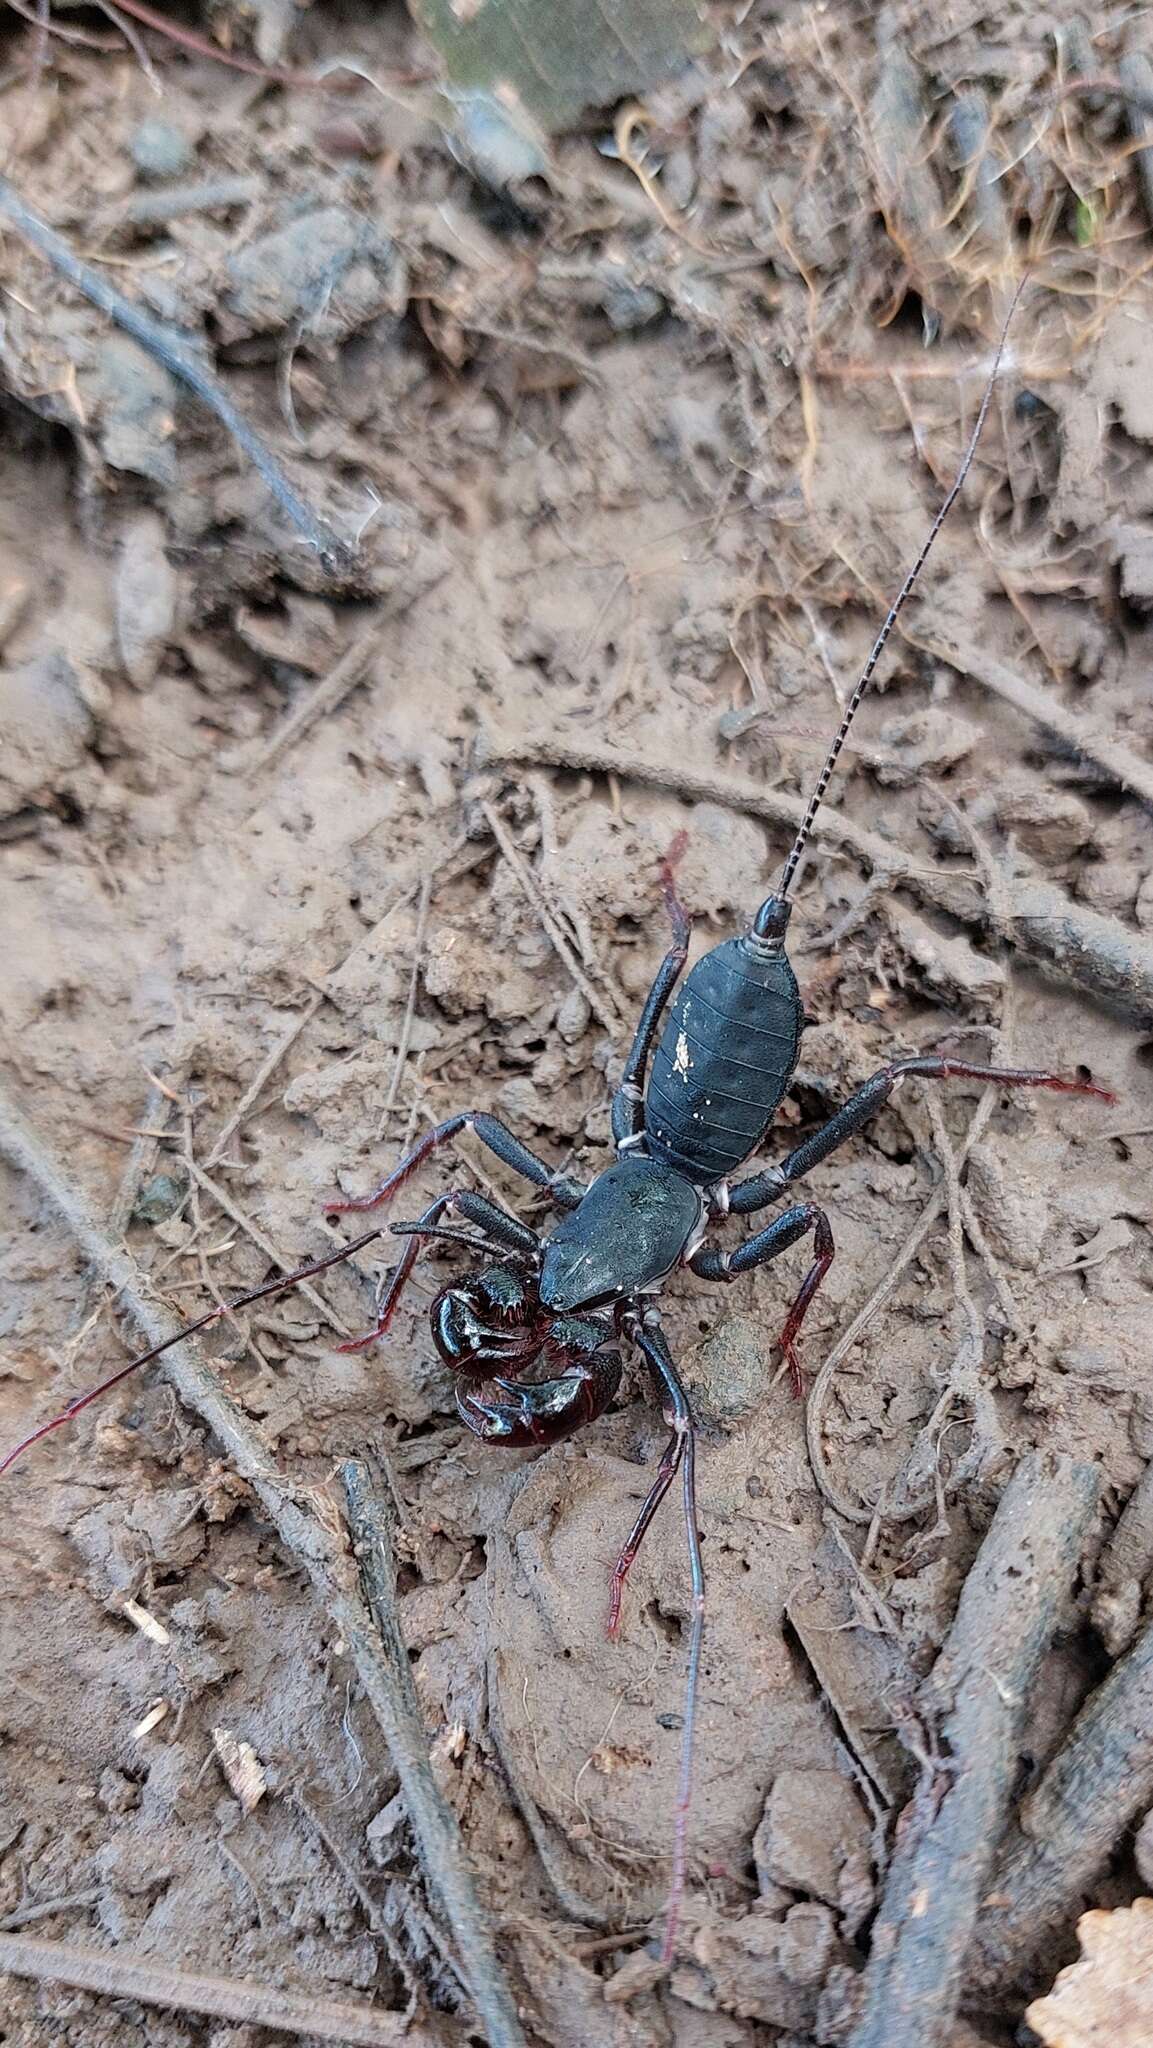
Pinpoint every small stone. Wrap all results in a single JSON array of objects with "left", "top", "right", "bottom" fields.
[
  {"left": 97, "top": 1767, "right": 139, "bottom": 1815},
  {"left": 115, "top": 512, "right": 177, "bottom": 688},
  {"left": 995, "top": 782, "right": 1093, "bottom": 863},
  {"left": 132, "top": 1173, "right": 186, "bottom": 1227},
  {"left": 130, "top": 118, "right": 194, "bottom": 180},
  {"left": 127, "top": 1486, "right": 205, "bottom": 1570},
  {"left": 222, "top": 206, "right": 402, "bottom": 346},
  {"left": 83, "top": 336, "right": 179, "bottom": 487},
  {"left": 603, "top": 278, "right": 665, "bottom": 330},
  {"left": 556, "top": 986, "right": 591, "bottom": 1043},
  {"left": 778, "top": 1901, "right": 838, "bottom": 1985},
  {"left": 1119, "top": 528, "right": 1153, "bottom": 611},
  {"left": 877, "top": 707, "right": 981, "bottom": 778},
  {"left": 754, "top": 1768, "right": 872, "bottom": 1912},
  {"left": 0, "top": 650, "right": 93, "bottom": 812},
  {"left": 692, "top": 1313, "right": 769, "bottom": 1431},
  {"left": 604, "top": 1948, "right": 667, "bottom": 2003},
  {"left": 366, "top": 1791, "right": 407, "bottom": 1866}
]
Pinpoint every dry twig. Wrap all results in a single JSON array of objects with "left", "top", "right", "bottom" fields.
[
  {"left": 379, "top": 872, "right": 433, "bottom": 1138},
  {"left": 180, "top": 1152, "right": 349, "bottom": 1336},
  {"left": 847, "top": 1451, "right": 1100, "bottom": 2048},
  {"left": 1091, "top": 1459, "right": 1153, "bottom": 1655},
  {"left": 232, "top": 619, "right": 382, "bottom": 778},
  {"left": 0, "top": 177, "right": 343, "bottom": 566},
  {"left": 204, "top": 995, "right": 323, "bottom": 1169},
  {"left": 903, "top": 621, "right": 1153, "bottom": 813},
  {"left": 480, "top": 797, "right": 620, "bottom": 1036},
  {"left": 969, "top": 1608, "right": 1153, "bottom": 2001},
  {"left": 482, "top": 727, "right": 1153, "bottom": 1019},
  {"left": 0, "top": 1932, "right": 433, "bottom": 2047},
  {"left": 804, "top": 1078, "right": 1001, "bottom": 1526},
  {"left": 341, "top": 1460, "right": 526, "bottom": 2038}
]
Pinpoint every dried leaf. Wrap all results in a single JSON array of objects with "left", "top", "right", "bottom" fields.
[
  {"left": 413, "top": 0, "right": 710, "bottom": 135},
  {"left": 1026, "top": 1898, "right": 1153, "bottom": 2047},
  {"left": 212, "top": 1727, "right": 268, "bottom": 1814}
]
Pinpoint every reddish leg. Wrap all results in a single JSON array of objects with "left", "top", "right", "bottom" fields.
[
  {"left": 728, "top": 1055, "right": 1115, "bottom": 1215},
  {"left": 776, "top": 1211, "right": 836, "bottom": 1396},
  {"left": 691, "top": 1203, "right": 835, "bottom": 1396},
  {"left": 607, "top": 1308, "right": 701, "bottom": 1638},
  {"left": 607, "top": 1422, "right": 687, "bottom": 1639},
  {"left": 337, "top": 1229, "right": 427, "bottom": 1355},
  {"left": 889, "top": 1055, "right": 1113, "bottom": 1101},
  {"left": 608, "top": 1313, "right": 704, "bottom": 1965}
]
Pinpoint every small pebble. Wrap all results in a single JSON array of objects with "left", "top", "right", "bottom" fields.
[
  {"left": 130, "top": 118, "right": 194, "bottom": 180},
  {"left": 132, "top": 1173, "right": 186, "bottom": 1227},
  {"left": 603, "top": 278, "right": 664, "bottom": 330}
]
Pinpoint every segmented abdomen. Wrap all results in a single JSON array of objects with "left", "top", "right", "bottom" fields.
[{"left": 644, "top": 938, "right": 801, "bottom": 1183}]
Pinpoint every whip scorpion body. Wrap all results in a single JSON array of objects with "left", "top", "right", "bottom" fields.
[{"left": 2, "top": 288, "right": 1113, "bottom": 1960}]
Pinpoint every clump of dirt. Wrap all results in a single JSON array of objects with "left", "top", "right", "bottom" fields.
[{"left": 1, "top": 4, "right": 1152, "bottom": 2046}]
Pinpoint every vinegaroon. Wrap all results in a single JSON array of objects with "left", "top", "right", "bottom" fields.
[{"left": 1, "top": 286, "right": 1114, "bottom": 1962}]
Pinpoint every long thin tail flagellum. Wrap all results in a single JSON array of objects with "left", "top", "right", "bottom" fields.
[
  {"left": 778, "top": 276, "right": 1028, "bottom": 899},
  {"left": 0, "top": 1227, "right": 382, "bottom": 1477}
]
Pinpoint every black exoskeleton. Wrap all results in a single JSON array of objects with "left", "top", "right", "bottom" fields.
[{"left": 642, "top": 894, "right": 800, "bottom": 1182}]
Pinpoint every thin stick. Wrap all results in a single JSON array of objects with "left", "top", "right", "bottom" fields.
[
  {"left": 481, "top": 730, "right": 1153, "bottom": 1020},
  {"left": 106, "top": 1078, "right": 170, "bottom": 1243},
  {"left": 234, "top": 619, "right": 382, "bottom": 778},
  {"left": 378, "top": 872, "right": 433, "bottom": 1137},
  {"left": 969, "top": 1607, "right": 1153, "bottom": 1998},
  {"left": 0, "top": 1891, "right": 100, "bottom": 1933},
  {"left": 805, "top": 1083, "right": 1001, "bottom": 1524},
  {"left": 479, "top": 799, "right": 620, "bottom": 1036},
  {"left": 341, "top": 1459, "right": 528, "bottom": 2046},
  {"left": 3, "top": 0, "right": 121, "bottom": 48},
  {"left": 666, "top": 1430, "right": 703, "bottom": 1964},
  {"left": 625, "top": 1318, "right": 704, "bottom": 1964},
  {"left": 291, "top": 1790, "right": 436, "bottom": 2012},
  {"left": 0, "top": 1216, "right": 380, "bottom": 1476},
  {"left": 0, "top": 177, "right": 343, "bottom": 566},
  {"left": 899, "top": 619, "right": 1153, "bottom": 812},
  {"left": 0, "top": 1087, "right": 526, "bottom": 2048},
  {"left": 480, "top": 727, "right": 909, "bottom": 875},
  {"left": 845, "top": 1450, "right": 1100, "bottom": 2048},
  {"left": 0, "top": 1932, "right": 431, "bottom": 2047},
  {"left": 180, "top": 1153, "right": 350, "bottom": 1335},
  {"left": 204, "top": 994, "right": 323, "bottom": 1168}
]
